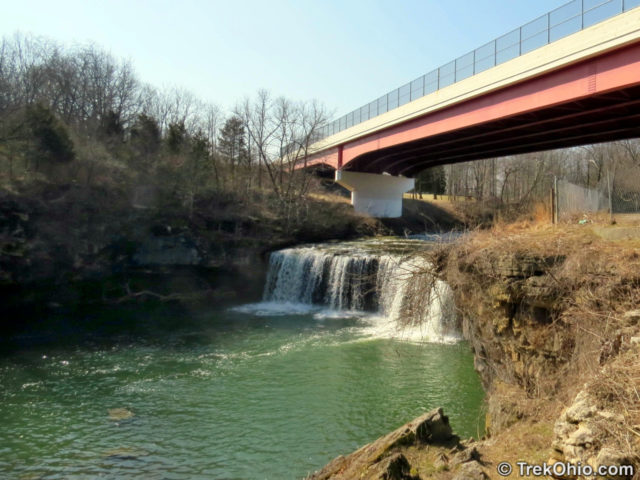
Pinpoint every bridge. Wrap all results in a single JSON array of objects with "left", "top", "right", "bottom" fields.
[{"left": 305, "top": 0, "right": 640, "bottom": 217}]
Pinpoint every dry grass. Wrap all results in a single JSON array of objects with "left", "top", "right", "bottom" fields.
[
  {"left": 532, "top": 202, "right": 550, "bottom": 224},
  {"left": 307, "top": 192, "right": 350, "bottom": 204},
  {"left": 587, "top": 348, "right": 640, "bottom": 461},
  {"left": 479, "top": 419, "right": 557, "bottom": 477},
  {"left": 451, "top": 219, "right": 640, "bottom": 332}
]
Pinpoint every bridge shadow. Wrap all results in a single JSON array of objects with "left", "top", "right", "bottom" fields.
[{"left": 381, "top": 198, "right": 464, "bottom": 234}]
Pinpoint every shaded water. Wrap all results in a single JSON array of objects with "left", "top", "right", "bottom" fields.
[{"left": 0, "top": 238, "right": 484, "bottom": 480}]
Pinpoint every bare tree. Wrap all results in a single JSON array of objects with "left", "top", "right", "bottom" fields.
[{"left": 237, "top": 91, "right": 326, "bottom": 222}]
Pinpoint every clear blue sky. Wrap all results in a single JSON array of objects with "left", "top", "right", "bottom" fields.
[{"left": 2, "top": 0, "right": 565, "bottom": 118}]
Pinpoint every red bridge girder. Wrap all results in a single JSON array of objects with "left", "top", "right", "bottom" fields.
[{"left": 307, "top": 41, "right": 640, "bottom": 176}]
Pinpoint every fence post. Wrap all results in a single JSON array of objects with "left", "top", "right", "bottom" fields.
[
  {"left": 550, "top": 183, "right": 555, "bottom": 224},
  {"left": 472, "top": 49, "right": 476, "bottom": 75},
  {"left": 553, "top": 176, "right": 558, "bottom": 224},
  {"left": 607, "top": 168, "right": 613, "bottom": 223},
  {"left": 519, "top": 27, "right": 522, "bottom": 56}
]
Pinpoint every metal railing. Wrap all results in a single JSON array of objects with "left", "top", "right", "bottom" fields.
[{"left": 319, "top": 0, "right": 640, "bottom": 140}]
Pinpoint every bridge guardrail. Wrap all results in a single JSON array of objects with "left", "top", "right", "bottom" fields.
[{"left": 320, "top": 0, "right": 640, "bottom": 141}]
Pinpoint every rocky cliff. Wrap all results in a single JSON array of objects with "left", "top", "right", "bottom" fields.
[
  {"left": 0, "top": 183, "right": 462, "bottom": 331},
  {"left": 308, "top": 223, "right": 640, "bottom": 479},
  {"left": 0, "top": 183, "right": 373, "bottom": 325}
]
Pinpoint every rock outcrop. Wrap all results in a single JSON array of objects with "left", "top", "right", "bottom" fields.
[
  {"left": 307, "top": 408, "right": 487, "bottom": 480},
  {"left": 550, "top": 367, "right": 639, "bottom": 479},
  {"left": 451, "top": 251, "right": 571, "bottom": 393},
  {"left": 444, "top": 228, "right": 640, "bottom": 475}
]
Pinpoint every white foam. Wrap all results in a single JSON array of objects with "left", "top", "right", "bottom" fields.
[
  {"left": 230, "top": 301, "right": 320, "bottom": 317},
  {"left": 235, "top": 239, "right": 463, "bottom": 344},
  {"left": 312, "top": 309, "right": 367, "bottom": 320},
  {"left": 355, "top": 314, "right": 462, "bottom": 344}
]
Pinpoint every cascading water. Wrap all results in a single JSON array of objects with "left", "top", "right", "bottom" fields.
[
  {"left": 263, "top": 247, "right": 379, "bottom": 311},
  {"left": 260, "top": 239, "right": 460, "bottom": 343}
]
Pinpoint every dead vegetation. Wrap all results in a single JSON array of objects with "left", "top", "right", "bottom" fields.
[{"left": 586, "top": 346, "right": 640, "bottom": 464}]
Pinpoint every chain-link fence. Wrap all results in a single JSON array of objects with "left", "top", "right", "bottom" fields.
[
  {"left": 555, "top": 179, "right": 605, "bottom": 221},
  {"left": 610, "top": 182, "right": 640, "bottom": 214},
  {"left": 554, "top": 174, "right": 640, "bottom": 222}
]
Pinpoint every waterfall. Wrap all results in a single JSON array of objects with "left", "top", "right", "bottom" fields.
[
  {"left": 262, "top": 242, "right": 460, "bottom": 343},
  {"left": 264, "top": 247, "right": 379, "bottom": 311}
]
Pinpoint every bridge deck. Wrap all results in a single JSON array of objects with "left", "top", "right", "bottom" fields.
[{"left": 306, "top": 5, "right": 640, "bottom": 175}]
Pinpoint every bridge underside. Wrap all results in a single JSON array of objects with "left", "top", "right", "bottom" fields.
[
  {"left": 307, "top": 41, "right": 640, "bottom": 177},
  {"left": 346, "top": 83, "right": 640, "bottom": 177},
  {"left": 307, "top": 40, "right": 640, "bottom": 217},
  {"left": 332, "top": 81, "right": 640, "bottom": 217}
]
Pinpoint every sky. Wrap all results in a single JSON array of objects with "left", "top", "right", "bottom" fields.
[{"left": 1, "top": 0, "right": 566, "bottom": 119}]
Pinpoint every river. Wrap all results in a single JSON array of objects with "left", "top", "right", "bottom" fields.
[{"left": 0, "top": 238, "right": 484, "bottom": 480}]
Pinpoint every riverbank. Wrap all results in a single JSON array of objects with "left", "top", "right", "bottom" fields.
[
  {"left": 309, "top": 221, "right": 640, "bottom": 479},
  {"left": 0, "top": 181, "right": 463, "bottom": 333}
]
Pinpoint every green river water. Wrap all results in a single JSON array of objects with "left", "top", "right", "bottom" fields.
[{"left": 0, "top": 264, "right": 484, "bottom": 479}]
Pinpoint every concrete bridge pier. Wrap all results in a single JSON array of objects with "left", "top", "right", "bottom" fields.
[{"left": 335, "top": 170, "right": 414, "bottom": 218}]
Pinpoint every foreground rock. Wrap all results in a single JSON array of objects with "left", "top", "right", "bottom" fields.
[
  {"left": 550, "top": 353, "right": 640, "bottom": 480},
  {"left": 307, "top": 408, "right": 486, "bottom": 480}
]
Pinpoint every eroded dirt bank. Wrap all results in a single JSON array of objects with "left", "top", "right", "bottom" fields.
[{"left": 309, "top": 223, "right": 640, "bottom": 479}]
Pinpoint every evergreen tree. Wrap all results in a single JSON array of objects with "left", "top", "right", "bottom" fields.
[
  {"left": 101, "top": 110, "right": 124, "bottom": 140},
  {"left": 166, "top": 121, "right": 187, "bottom": 154},
  {"left": 218, "top": 117, "right": 249, "bottom": 167},
  {"left": 130, "top": 113, "right": 161, "bottom": 156},
  {"left": 25, "top": 103, "right": 75, "bottom": 169},
  {"left": 415, "top": 166, "right": 446, "bottom": 196}
]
